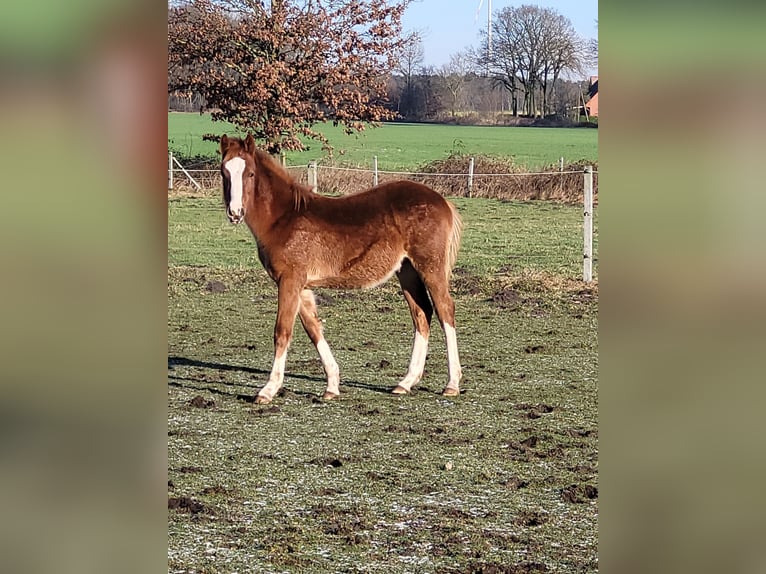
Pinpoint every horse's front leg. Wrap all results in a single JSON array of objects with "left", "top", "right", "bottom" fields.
[{"left": 256, "top": 277, "right": 302, "bottom": 405}]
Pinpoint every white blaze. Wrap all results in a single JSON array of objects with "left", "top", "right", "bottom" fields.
[{"left": 224, "top": 157, "right": 246, "bottom": 214}]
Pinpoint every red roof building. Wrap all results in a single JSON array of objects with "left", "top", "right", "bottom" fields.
[{"left": 586, "top": 76, "right": 598, "bottom": 117}]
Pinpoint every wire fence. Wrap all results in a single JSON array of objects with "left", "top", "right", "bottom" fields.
[{"left": 168, "top": 152, "right": 598, "bottom": 204}]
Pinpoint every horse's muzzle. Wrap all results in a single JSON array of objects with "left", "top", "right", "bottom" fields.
[{"left": 226, "top": 207, "right": 244, "bottom": 224}]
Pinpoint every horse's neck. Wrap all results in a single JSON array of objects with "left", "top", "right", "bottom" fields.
[{"left": 247, "top": 172, "right": 295, "bottom": 237}]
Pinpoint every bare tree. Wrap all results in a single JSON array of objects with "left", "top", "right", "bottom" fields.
[
  {"left": 168, "top": 0, "right": 411, "bottom": 153},
  {"left": 538, "top": 10, "right": 587, "bottom": 116},
  {"left": 394, "top": 32, "right": 425, "bottom": 119},
  {"left": 587, "top": 20, "right": 599, "bottom": 70},
  {"left": 437, "top": 51, "right": 471, "bottom": 118},
  {"left": 480, "top": 4, "right": 587, "bottom": 117}
]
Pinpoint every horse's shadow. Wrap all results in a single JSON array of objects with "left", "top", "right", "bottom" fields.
[{"left": 167, "top": 356, "right": 391, "bottom": 401}]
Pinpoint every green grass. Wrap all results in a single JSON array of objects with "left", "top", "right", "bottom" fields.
[
  {"left": 169, "top": 112, "right": 598, "bottom": 171},
  {"left": 168, "top": 196, "right": 598, "bottom": 573}
]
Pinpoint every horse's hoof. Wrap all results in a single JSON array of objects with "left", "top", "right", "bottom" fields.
[
  {"left": 392, "top": 385, "right": 409, "bottom": 395},
  {"left": 255, "top": 395, "right": 272, "bottom": 405},
  {"left": 442, "top": 387, "right": 460, "bottom": 397},
  {"left": 322, "top": 391, "right": 339, "bottom": 401}
]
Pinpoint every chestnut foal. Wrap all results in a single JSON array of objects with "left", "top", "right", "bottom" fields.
[{"left": 220, "top": 134, "right": 463, "bottom": 404}]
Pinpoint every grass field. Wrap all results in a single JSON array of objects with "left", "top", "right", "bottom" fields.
[
  {"left": 169, "top": 112, "right": 598, "bottom": 171},
  {"left": 168, "top": 196, "right": 598, "bottom": 573}
]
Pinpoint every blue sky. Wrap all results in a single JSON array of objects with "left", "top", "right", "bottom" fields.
[{"left": 401, "top": 0, "right": 598, "bottom": 73}]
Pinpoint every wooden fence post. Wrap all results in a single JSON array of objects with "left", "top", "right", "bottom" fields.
[
  {"left": 467, "top": 157, "right": 474, "bottom": 197},
  {"left": 583, "top": 166, "right": 594, "bottom": 282},
  {"left": 373, "top": 156, "right": 378, "bottom": 186},
  {"left": 308, "top": 161, "right": 317, "bottom": 192}
]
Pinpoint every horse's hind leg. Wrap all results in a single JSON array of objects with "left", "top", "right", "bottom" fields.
[
  {"left": 393, "top": 259, "right": 433, "bottom": 395},
  {"left": 257, "top": 278, "right": 302, "bottom": 404},
  {"left": 419, "top": 269, "right": 462, "bottom": 397},
  {"left": 298, "top": 289, "right": 340, "bottom": 400}
]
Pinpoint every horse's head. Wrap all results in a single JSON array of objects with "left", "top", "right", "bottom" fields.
[{"left": 220, "top": 133, "right": 257, "bottom": 224}]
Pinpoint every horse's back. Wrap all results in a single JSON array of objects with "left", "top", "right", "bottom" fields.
[{"left": 312, "top": 180, "right": 452, "bottom": 225}]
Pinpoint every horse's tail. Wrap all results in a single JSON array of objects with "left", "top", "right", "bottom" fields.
[{"left": 446, "top": 201, "right": 463, "bottom": 280}]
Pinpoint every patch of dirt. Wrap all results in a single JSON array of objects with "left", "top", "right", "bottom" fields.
[
  {"left": 571, "top": 288, "right": 596, "bottom": 304},
  {"left": 315, "top": 487, "right": 343, "bottom": 496},
  {"left": 383, "top": 423, "right": 416, "bottom": 433},
  {"left": 520, "top": 436, "right": 538, "bottom": 448},
  {"left": 524, "top": 345, "right": 545, "bottom": 354},
  {"left": 173, "top": 465, "right": 203, "bottom": 474},
  {"left": 516, "top": 510, "right": 548, "bottom": 527},
  {"left": 322, "top": 519, "right": 369, "bottom": 544},
  {"left": 308, "top": 456, "right": 358, "bottom": 467},
  {"left": 538, "top": 446, "right": 565, "bottom": 459},
  {"left": 313, "top": 292, "right": 335, "bottom": 306},
  {"left": 189, "top": 395, "right": 215, "bottom": 408},
  {"left": 168, "top": 496, "right": 208, "bottom": 514},
  {"left": 490, "top": 287, "right": 521, "bottom": 309},
  {"left": 452, "top": 271, "right": 485, "bottom": 296},
  {"left": 567, "top": 428, "right": 597, "bottom": 439},
  {"left": 205, "top": 280, "right": 227, "bottom": 293},
  {"left": 561, "top": 484, "right": 598, "bottom": 503},
  {"left": 456, "top": 563, "right": 548, "bottom": 574},
  {"left": 200, "top": 485, "right": 232, "bottom": 496},
  {"left": 482, "top": 529, "right": 522, "bottom": 545},
  {"left": 502, "top": 477, "right": 529, "bottom": 490},
  {"left": 570, "top": 464, "right": 597, "bottom": 475},
  {"left": 252, "top": 405, "right": 281, "bottom": 416},
  {"left": 515, "top": 403, "right": 556, "bottom": 419}
]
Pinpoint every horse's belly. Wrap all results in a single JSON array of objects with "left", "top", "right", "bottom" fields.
[{"left": 306, "top": 253, "right": 404, "bottom": 289}]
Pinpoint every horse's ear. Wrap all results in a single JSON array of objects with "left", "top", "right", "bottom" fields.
[
  {"left": 244, "top": 133, "right": 256, "bottom": 155},
  {"left": 220, "top": 134, "right": 229, "bottom": 155}
]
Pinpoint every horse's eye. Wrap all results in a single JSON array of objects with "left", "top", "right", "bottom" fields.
[{"left": 249, "top": 173, "right": 255, "bottom": 178}]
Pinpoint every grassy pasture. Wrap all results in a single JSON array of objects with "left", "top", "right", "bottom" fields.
[
  {"left": 168, "top": 112, "right": 598, "bottom": 171},
  {"left": 168, "top": 196, "right": 598, "bottom": 573}
]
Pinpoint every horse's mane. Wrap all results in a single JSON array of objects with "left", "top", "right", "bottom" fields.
[{"left": 252, "top": 148, "right": 314, "bottom": 212}]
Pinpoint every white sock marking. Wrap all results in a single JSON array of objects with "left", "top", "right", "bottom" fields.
[
  {"left": 260, "top": 350, "right": 286, "bottom": 400},
  {"left": 444, "top": 323, "right": 462, "bottom": 391},
  {"left": 398, "top": 331, "right": 428, "bottom": 391},
  {"left": 316, "top": 338, "right": 340, "bottom": 395}
]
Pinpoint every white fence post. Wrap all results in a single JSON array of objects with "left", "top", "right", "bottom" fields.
[
  {"left": 171, "top": 155, "right": 202, "bottom": 190},
  {"left": 373, "top": 156, "right": 378, "bottom": 186},
  {"left": 467, "top": 157, "right": 474, "bottom": 197},
  {"left": 308, "top": 161, "right": 317, "bottom": 192},
  {"left": 583, "top": 166, "right": 594, "bottom": 282},
  {"left": 168, "top": 151, "right": 173, "bottom": 190},
  {"left": 559, "top": 156, "right": 564, "bottom": 194}
]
